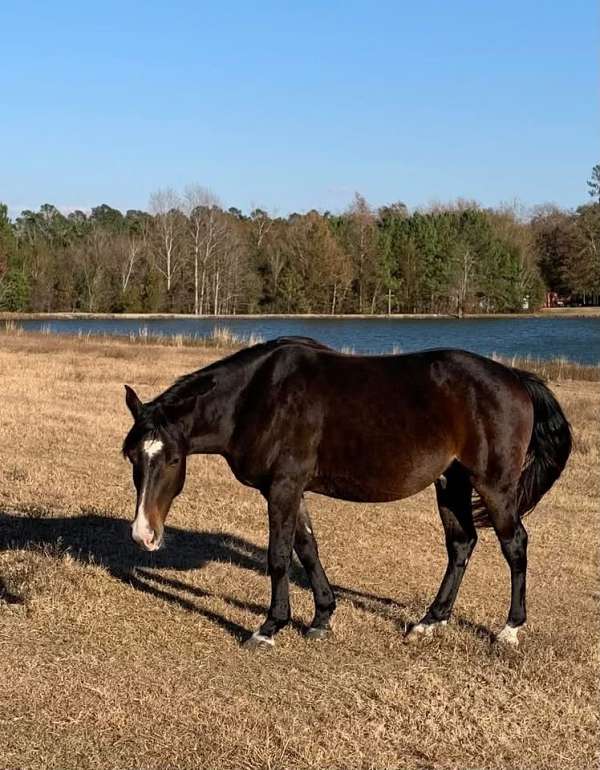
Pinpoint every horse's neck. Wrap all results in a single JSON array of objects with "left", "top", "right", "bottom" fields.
[
  {"left": 172, "top": 343, "right": 278, "bottom": 456},
  {"left": 182, "top": 362, "right": 249, "bottom": 456}
]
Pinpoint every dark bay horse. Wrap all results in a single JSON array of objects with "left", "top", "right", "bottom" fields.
[{"left": 122, "top": 336, "right": 571, "bottom": 649}]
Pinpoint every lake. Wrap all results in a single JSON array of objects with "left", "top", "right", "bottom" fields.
[{"left": 8, "top": 315, "right": 600, "bottom": 364}]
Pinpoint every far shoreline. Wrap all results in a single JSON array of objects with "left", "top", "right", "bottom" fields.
[{"left": 1, "top": 307, "right": 599, "bottom": 322}]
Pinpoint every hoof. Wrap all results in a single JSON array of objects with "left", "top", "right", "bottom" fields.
[
  {"left": 404, "top": 620, "right": 447, "bottom": 644},
  {"left": 495, "top": 624, "right": 523, "bottom": 646},
  {"left": 305, "top": 626, "right": 332, "bottom": 641},
  {"left": 243, "top": 631, "right": 275, "bottom": 650}
]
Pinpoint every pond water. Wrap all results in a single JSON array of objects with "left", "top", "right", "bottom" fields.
[{"left": 9, "top": 315, "right": 600, "bottom": 364}]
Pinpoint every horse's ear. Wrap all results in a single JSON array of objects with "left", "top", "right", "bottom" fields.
[{"left": 124, "top": 385, "right": 143, "bottom": 419}]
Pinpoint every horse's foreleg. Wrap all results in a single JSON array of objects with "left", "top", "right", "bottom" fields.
[
  {"left": 406, "top": 464, "right": 476, "bottom": 642},
  {"left": 244, "top": 477, "right": 301, "bottom": 649},
  {"left": 294, "top": 497, "right": 336, "bottom": 639}
]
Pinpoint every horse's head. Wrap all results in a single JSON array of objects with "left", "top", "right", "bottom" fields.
[{"left": 122, "top": 385, "right": 187, "bottom": 551}]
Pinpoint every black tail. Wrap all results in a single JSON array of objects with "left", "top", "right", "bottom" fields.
[
  {"left": 473, "top": 368, "right": 572, "bottom": 528},
  {"left": 513, "top": 369, "right": 572, "bottom": 516}
]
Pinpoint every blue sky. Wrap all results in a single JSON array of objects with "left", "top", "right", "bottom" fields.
[{"left": 1, "top": 1, "right": 597, "bottom": 217}]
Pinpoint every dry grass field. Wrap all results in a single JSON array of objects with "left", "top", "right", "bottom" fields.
[{"left": 0, "top": 333, "right": 597, "bottom": 770}]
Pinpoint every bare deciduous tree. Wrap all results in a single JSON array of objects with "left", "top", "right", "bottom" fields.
[
  {"left": 182, "top": 185, "right": 224, "bottom": 315},
  {"left": 149, "top": 188, "right": 183, "bottom": 295}
]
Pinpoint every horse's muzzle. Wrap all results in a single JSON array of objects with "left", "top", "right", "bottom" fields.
[{"left": 131, "top": 524, "right": 163, "bottom": 552}]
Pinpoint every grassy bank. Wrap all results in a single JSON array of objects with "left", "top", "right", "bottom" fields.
[
  {"left": 0, "top": 334, "right": 598, "bottom": 769},
  {"left": 0, "top": 320, "right": 266, "bottom": 351}
]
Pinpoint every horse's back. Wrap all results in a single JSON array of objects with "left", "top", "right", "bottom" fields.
[
  {"left": 267, "top": 347, "right": 532, "bottom": 502},
  {"left": 234, "top": 345, "right": 533, "bottom": 502},
  {"left": 264, "top": 345, "right": 530, "bottom": 430}
]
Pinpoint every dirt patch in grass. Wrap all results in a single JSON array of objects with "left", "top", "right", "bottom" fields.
[{"left": 0, "top": 334, "right": 597, "bottom": 769}]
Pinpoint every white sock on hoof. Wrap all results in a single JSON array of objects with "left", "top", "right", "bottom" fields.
[
  {"left": 408, "top": 619, "right": 447, "bottom": 637},
  {"left": 411, "top": 623, "right": 433, "bottom": 637},
  {"left": 496, "top": 624, "right": 522, "bottom": 645},
  {"left": 249, "top": 631, "right": 275, "bottom": 646}
]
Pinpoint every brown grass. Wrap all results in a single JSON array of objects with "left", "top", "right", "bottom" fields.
[{"left": 0, "top": 334, "right": 598, "bottom": 770}]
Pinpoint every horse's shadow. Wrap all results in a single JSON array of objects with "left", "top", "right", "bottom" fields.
[{"left": 0, "top": 508, "right": 413, "bottom": 642}]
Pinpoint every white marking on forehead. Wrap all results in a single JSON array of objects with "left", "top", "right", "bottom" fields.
[{"left": 143, "top": 439, "right": 164, "bottom": 458}]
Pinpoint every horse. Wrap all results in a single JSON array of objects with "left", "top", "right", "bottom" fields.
[{"left": 122, "top": 336, "right": 571, "bottom": 649}]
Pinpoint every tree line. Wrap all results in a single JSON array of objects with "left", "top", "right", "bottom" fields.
[{"left": 1, "top": 171, "right": 599, "bottom": 315}]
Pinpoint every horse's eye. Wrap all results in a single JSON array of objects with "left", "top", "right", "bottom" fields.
[{"left": 169, "top": 457, "right": 180, "bottom": 466}]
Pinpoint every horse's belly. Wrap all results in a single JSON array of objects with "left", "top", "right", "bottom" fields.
[
  {"left": 307, "top": 480, "right": 412, "bottom": 503},
  {"left": 308, "top": 453, "right": 451, "bottom": 503}
]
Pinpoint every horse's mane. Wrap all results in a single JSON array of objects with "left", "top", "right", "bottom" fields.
[
  {"left": 154, "top": 335, "right": 330, "bottom": 407},
  {"left": 122, "top": 336, "right": 329, "bottom": 455}
]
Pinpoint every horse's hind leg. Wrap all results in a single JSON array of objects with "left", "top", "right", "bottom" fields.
[
  {"left": 294, "top": 497, "right": 336, "bottom": 639},
  {"left": 406, "top": 462, "right": 476, "bottom": 642},
  {"left": 474, "top": 480, "right": 528, "bottom": 645}
]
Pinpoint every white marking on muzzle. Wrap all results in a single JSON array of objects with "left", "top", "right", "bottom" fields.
[
  {"left": 131, "top": 486, "right": 156, "bottom": 549},
  {"left": 143, "top": 438, "right": 164, "bottom": 458}
]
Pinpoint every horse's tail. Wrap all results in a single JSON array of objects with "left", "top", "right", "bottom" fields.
[
  {"left": 513, "top": 369, "right": 572, "bottom": 517},
  {"left": 472, "top": 369, "right": 572, "bottom": 528}
]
